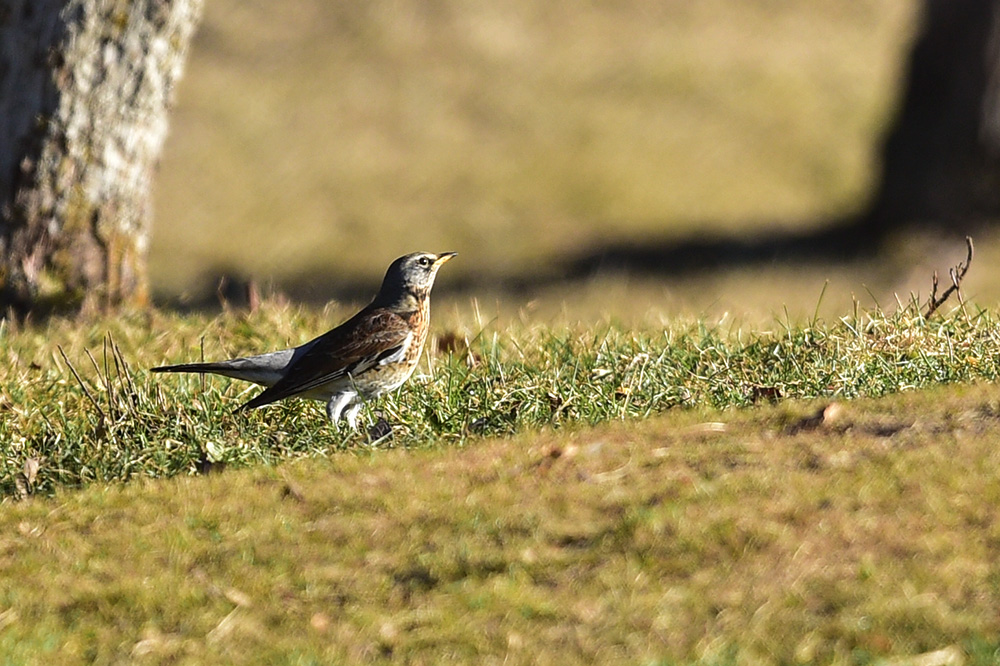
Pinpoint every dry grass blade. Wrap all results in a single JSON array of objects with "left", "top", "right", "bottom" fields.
[
  {"left": 57, "top": 344, "right": 106, "bottom": 422},
  {"left": 109, "top": 333, "right": 141, "bottom": 412}
]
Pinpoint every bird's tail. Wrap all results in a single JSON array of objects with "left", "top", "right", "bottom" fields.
[
  {"left": 151, "top": 362, "right": 232, "bottom": 374},
  {"left": 150, "top": 361, "right": 270, "bottom": 386},
  {"left": 150, "top": 348, "right": 297, "bottom": 387}
]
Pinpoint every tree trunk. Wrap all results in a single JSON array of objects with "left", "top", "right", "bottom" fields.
[
  {"left": 865, "top": 0, "right": 1000, "bottom": 236},
  {"left": 0, "top": 0, "right": 203, "bottom": 315}
]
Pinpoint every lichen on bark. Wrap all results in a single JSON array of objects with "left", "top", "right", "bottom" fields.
[{"left": 0, "top": 0, "right": 204, "bottom": 315}]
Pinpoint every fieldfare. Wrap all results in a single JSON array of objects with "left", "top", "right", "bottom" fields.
[{"left": 151, "top": 251, "right": 456, "bottom": 429}]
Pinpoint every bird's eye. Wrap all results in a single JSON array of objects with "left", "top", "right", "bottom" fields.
[{"left": 418, "top": 257, "right": 431, "bottom": 267}]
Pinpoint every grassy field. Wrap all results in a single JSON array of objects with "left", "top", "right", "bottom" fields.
[
  {"left": 3, "top": 346, "right": 1000, "bottom": 664},
  {"left": 9, "top": 1, "right": 1000, "bottom": 662},
  {"left": 151, "top": 0, "right": 920, "bottom": 307},
  {"left": 3, "top": 296, "right": 999, "bottom": 496},
  {"left": 2, "top": 296, "right": 1000, "bottom": 662}
]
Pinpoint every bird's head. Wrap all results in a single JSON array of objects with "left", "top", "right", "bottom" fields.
[{"left": 373, "top": 251, "right": 456, "bottom": 309}]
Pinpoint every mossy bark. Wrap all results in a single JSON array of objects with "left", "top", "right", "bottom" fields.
[{"left": 0, "top": 0, "right": 203, "bottom": 315}]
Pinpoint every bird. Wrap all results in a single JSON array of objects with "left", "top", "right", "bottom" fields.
[{"left": 151, "top": 251, "right": 456, "bottom": 430}]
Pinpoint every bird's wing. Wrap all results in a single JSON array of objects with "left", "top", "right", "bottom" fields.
[{"left": 239, "top": 309, "right": 413, "bottom": 411}]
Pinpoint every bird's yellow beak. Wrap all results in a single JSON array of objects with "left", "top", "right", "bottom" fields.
[{"left": 434, "top": 252, "right": 457, "bottom": 266}]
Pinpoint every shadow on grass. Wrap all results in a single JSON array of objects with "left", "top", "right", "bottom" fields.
[{"left": 168, "top": 214, "right": 977, "bottom": 311}]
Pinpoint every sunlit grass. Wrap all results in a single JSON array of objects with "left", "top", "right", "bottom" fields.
[
  {"left": 3, "top": 297, "right": 998, "bottom": 496},
  {"left": 3, "top": 296, "right": 1000, "bottom": 662},
  {"left": 14, "top": 2, "right": 1000, "bottom": 661},
  {"left": 3, "top": 380, "right": 1000, "bottom": 663}
]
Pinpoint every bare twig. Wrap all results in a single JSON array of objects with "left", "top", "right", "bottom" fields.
[{"left": 925, "top": 236, "right": 974, "bottom": 318}]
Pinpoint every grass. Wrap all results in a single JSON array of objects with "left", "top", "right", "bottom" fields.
[
  {"left": 3, "top": 297, "right": 1000, "bottom": 497},
  {"left": 3, "top": 372, "right": 1000, "bottom": 663},
  {"left": 10, "top": 2, "right": 1000, "bottom": 660},
  {"left": 152, "top": 0, "right": 919, "bottom": 300},
  {"left": 3, "top": 297, "right": 1000, "bottom": 662}
]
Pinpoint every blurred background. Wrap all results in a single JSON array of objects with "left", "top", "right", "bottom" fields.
[{"left": 149, "top": 0, "right": 997, "bottom": 324}]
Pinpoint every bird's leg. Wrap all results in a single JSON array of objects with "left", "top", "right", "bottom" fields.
[
  {"left": 343, "top": 374, "right": 368, "bottom": 432},
  {"left": 344, "top": 402, "right": 363, "bottom": 431},
  {"left": 325, "top": 392, "right": 356, "bottom": 427}
]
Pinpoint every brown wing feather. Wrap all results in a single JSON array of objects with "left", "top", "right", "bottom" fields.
[{"left": 240, "top": 308, "right": 412, "bottom": 410}]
